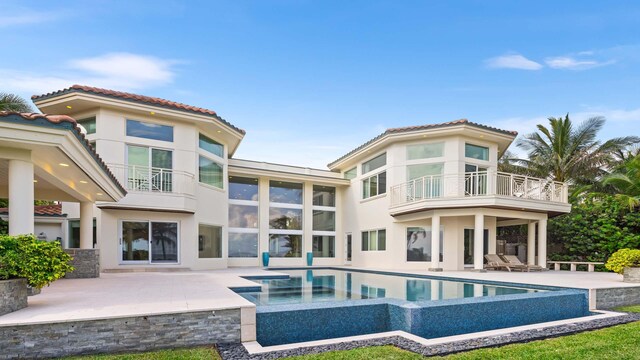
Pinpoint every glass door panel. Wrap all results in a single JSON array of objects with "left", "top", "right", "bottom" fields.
[
  {"left": 151, "top": 148, "right": 173, "bottom": 192},
  {"left": 465, "top": 164, "right": 488, "bottom": 196},
  {"left": 150, "top": 222, "right": 178, "bottom": 263},
  {"left": 463, "top": 229, "right": 489, "bottom": 265},
  {"left": 345, "top": 233, "right": 352, "bottom": 263},
  {"left": 127, "top": 145, "right": 150, "bottom": 191},
  {"left": 122, "top": 221, "right": 149, "bottom": 261}
]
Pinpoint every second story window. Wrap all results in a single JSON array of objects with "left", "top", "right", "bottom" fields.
[
  {"left": 407, "top": 142, "right": 443, "bottom": 160},
  {"left": 199, "top": 156, "right": 223, "bottom": 189},
  {"left": 344, "top": 167, "right": 357, "bottom": 180},
  {"left": 199, "top": 133, "right": 224, "bottom": 158},
  {"left": 362, "top": 171, "right": 386, "bottom": 199},
  {"left": 126, "top": 119, "right": 174, "bottom": 142},
  {"left": 361, "top": 153, "right": 386, "bottom": 174},
  {"left": 126, "top": 145, "right": 173, "bottom": 192},
  {"left": 465, "top": 143, "right": 489, "bottom": 161},
  {"left": 77, "top": 117, "right": 96, "bottom": 135}
]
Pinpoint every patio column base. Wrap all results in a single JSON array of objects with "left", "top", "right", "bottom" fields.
[
  {"left": 64, "top": 249, "right": 100, "bottom": 278},
  {"left": 471, "top": 269, "right": 487, "bottom": 273},
  {"left": 428, "top": 268, "right": 443, "bottom": 272}
]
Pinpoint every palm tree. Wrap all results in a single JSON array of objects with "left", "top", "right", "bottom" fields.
[
  {"left": 602, "top": 155, "right": 640, "bottom": 209},
  {"left": 0, "top": 92, "right": 33, "bottom": 112},
  {"left": 515, "top": 114, "right": 639, "bottom": 184}
]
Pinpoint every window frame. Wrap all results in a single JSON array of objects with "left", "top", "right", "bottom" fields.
[
  {"left": 362, "top": 171, "right": 387, "bottom": 199},
  {"left": 199, "top": 133, "right": 224, "bottom": 158},
  {"left": 465, "top": 143, "right": 490, "bottom": 161},
  {"left": 228, "top": 176, "right": 259, "bottom": 258},
  {"left": 361, "top": 153, "right": 387, "bottom": 175},
  {"left": 361, "top": 229, "right": 386, "bottom": 252},
  {"left": 198, "top": 223, "right": 223, "bottom": 259},
  {"left": 406, "top": 142, "right": 444, "bottom": 160},
  {"left": 198, "top": 154, "right": 224, "bottom": 189},
  {"left": 125, "top": 119, "right": 174, "bottom": 142}
]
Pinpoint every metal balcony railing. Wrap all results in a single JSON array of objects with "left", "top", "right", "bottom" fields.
[
  {"left": 107, "top": 164, "right": 196, "bottom": 196},
  {"left": 390, "top": 171, "right": 568, "bottom": 207}
]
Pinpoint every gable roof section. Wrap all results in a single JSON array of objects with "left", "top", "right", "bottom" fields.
[
  {"left": 0, "top": 111, "right": 127, "bottom": 195},
  {"left": 32, "top": 85, "right": 246, "bottom": 135},
  {"left": 328, "top": 119, "right": 517, "bottom": 168}
]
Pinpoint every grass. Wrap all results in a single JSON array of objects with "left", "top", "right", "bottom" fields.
[{"left": 65, "top": 305, "right": 640, "bottom": 360}]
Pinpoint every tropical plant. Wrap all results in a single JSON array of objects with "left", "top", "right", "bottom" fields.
[
  {"left": 601, "top": 155, "right": 640, "bottom": 209},
  {"left": 605, "top": 248, "right": 640, "bottom": 274},
  {"left": 515, "top": 114, "right": 639, "bottom": 184},
  {"left": 0, "top": 92, "right": 33, "bottom": 112},
  {"left": 0, "top": 234, "right": 73, "bottom": 288}
]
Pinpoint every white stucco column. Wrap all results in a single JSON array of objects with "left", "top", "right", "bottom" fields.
[
  {"left": 537, "top": 218, "right": 547, "bottom": 268},
  {"left": 429, "top": 215, "right": 441, "bottom": 271},
  {"left": 79, "top": 202, "right": 94, "bottom": 249},
  {"left": 8, "top": 159, "right": 34, "bottom": 235},
  {"left": 527, "top": 221, "right": 536, "bottom": 265},
  {"left": 474, "top": 213, "right": 485, "bottom": 271}
]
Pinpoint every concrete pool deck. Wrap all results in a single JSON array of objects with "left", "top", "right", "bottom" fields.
[{"left": 1, "top": 267, "right": 637, "bottom": 327}]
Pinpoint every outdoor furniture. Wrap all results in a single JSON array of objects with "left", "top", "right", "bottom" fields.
[
  {"left": 501, "top": 255, "right": 545, "bottom": 272},
  {"left": 484, "top": 254, "right": 527, "bottom": 272},
  {"left": 547, "top": 261, "right": 604, "bottom": 272}
]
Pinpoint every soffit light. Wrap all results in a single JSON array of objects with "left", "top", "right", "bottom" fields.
[
  {"left": 33, "top": 180, "right": 38, "bottom": 183},
  {"left": 96, "top": 193, "right": 103, "bottom": 196},
  {"left": 66, "top": 105, "right": 72, "bottom": 109},
  {"left": 59, "top": 163, "right": 70, "bottom": 167},
  {"left": 80, "top": 180, "right": 88, "bottom": 184},
  {"left": 150, "top": 112, "right": 155, "bottom": 115}
]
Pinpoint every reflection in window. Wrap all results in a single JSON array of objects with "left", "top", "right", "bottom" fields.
[
  {"left": 362, "top": 171, "right": 386, "bottom": 199},
  {"left": 312, "top": 236, "right": 335, "bottom": 257},
  {"left": 361, "top": 153, "right": 386, "bottom": 174},
  {"left": 198, "top": 224, "right": 222, "bottom": 258},
  {"left": 407, "top": 142, "right": 444, "bottom": 160},
  {"left": 229, "top": 177, "right": 258, "bottom": 200},
  {"left": 269, "top": 234, "right": 302, "bottom": 257},
  {"left": 269, "top": 181, "right": 303, "bottom": 204},
  {"left": 126, "top": 119, "right": 173, "bottom": 142},
  {"left": 199, "top": 156, "right": 223, "bottom": 188},
  {"left": 228, "top": 232, "right": 258, "bottom": 257},
  {"left": 344, "top": 167, "right": 357, "bottom": 180},
  {"left": 199, "top": 133, "right": 224, "bottom": 157},
  {"left": 229, "top": 204, "right": 259, "bottom": 228},
  {"left": 269, "top": 208, "right": 303, "bottom": 230},
  {"left": 362, "top": 229, "right": 386, "bottom": 251},
  {"left": 406, "top": 226, "right": 444, "bottom": 262},
  {"left": 313, "top": 185, "right": 335, "bottom": 207},
  {"left": 313, "top": 210, "right": 335, "bottom": 231},
  {"left": 360, "top": 285, "right": 386, "bottom": 299},
  {"left": 465, "top": 143, "right": 489, "bottom": 161},
  {"left": 77, "top": 117, "right": 96, "bottom": 134}
]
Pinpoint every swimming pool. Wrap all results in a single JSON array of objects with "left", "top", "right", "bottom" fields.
[
  {"left": 240, "top": 269, "right": 543, "bottom": 306},
  {"left": 234, "top": 268, "right": 590, "bottom": 346}
]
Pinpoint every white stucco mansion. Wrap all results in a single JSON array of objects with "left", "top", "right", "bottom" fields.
[{"left": 0, "top": 85, "right": 570, "bottom": 273}]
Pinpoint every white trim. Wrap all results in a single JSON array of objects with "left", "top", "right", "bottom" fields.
[{"left": 118, "top": 219, "right": 181, "bottom": 265}]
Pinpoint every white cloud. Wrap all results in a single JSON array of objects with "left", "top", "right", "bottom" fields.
[
  {"left": 485, "top": 54, "right": 543, "bottom": 70},
  {"left": 544, "top": 56, "right": 614, "bottom": 70},
  {"left": 1, "top": 52, "right": 180, "bottom": 95}
]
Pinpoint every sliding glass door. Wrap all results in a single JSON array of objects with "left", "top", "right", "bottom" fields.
[
  {"left": 127, "top": 145, "right": 173, "bottom": 192},
  {"left": 121, "top": 221, "right": 179, "bottom": 264}
]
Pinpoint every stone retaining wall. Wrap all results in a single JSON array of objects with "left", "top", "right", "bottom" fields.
[
  {"left": 595, "top": 286, "right": 640, "bottom": 309},
  {"left": 623, "top": 267, "right": 640, "bottom": 283},
  {"left": 0, "top": 278, "right": 27, "bottom": 316},
  {"left": 64, "top": 249, "right": 100, "bottom": 278},
  {"left": 0, "top": 308, "right": 241, "bottom": 359}
]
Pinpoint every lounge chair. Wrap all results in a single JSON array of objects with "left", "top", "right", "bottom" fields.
[
  {"left": 501, "top": 255, "right": 546, "bottom": 272},
  {"left": 484, "top": 254, "right": 527, "bottom": 272}
]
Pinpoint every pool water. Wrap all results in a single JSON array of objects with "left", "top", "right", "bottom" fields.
[{"left": 240, "top": 269, "right": 543, "bottom": 306}]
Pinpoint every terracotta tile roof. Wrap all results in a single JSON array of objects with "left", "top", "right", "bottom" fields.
[
  {"left": 328, "top": 119, "right": 517, "bottom": 168},
  {"left": 0, "top": 204, "right": 65, "bottom": 217},
  {"left": 0, "top": 111, "right": 127, "bottom": 195},
  {"left": 32, "top": 85, "right": 246, "bottom": 135}
]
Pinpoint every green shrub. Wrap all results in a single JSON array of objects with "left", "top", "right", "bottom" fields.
[
  {"left": 0, "top": 234, "right": 74, "bottom": 288},
  {"left": 605, "top": 248, "right": 640, "bottom": 274}
]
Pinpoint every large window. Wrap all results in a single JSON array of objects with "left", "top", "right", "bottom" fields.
[
  {"left": 465, "top": 143, "right": 489, "bottom": 161},
  {"left": 198, "top": 224, "right": 222, "bottom": 258},
  {"left": 406, "top": 226, "right": 444, "bottom": 262},
  {"left": 361, "top": 153, "right": 386, "bottom": 174},
  {"left": 362, "top": 171, "right": 386, "bottom": 199},
  {"left": 199, "top": 133, "right": 224, "bottom": 158},
  {"left": 312, "top": 185, "right": 336, "bottom": 257},
  {"left": 407, "top": 163, "right": 443, "bottom": 198},
  {"left": 228, "top": 176, "right": 259, "bottom": 258},
  {"left": 77, "top": 117, "right": 96, "bottom": 134},
  {"left": 269, "top": 181, "right": 303, "bottom": 257},
  {"left": 407, "top": 142, "right": 443, "bottom": 160},
  {"left": 407, "top": 163, "right": 443, "bottom": 180},
  {"left": 361, "top": 229, "right": 386, "bottom": 251},
  {"left": 121, "top": 221, "right": 178, "bottom": 263},
  {"left": 344, "top": 167, "right": 357, "bottom": 180},
  {"left": 199, "top": 156, "right": 223, "bottom": 189},
  {"left": 126, "top": 119, "right": 173, "bottom": 142},
  {"left": 127, "top": 145, "right": 173, "bottom": 192}
]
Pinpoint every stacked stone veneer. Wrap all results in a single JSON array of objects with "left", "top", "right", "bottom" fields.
[
  {"left": 623, "top": 267, "right": 640, "bottom": 283},
  {"left": 0, "top": 308, "right": 241, "bottom": 359},
  {"left": 595, "top": 286, "right": 640, "bottom": 309},
  {"left": 0, "top": 278, "right": 27, "bottom": 316},
  {"left": 64, "top": 249, "right": 100, "bottom": 278}
]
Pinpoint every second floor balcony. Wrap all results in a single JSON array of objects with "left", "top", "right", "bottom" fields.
[
  {"left": 389, "top": 171, "right": 570, "bottom": 216},
  {"left": 103, "top": 164, "right": 197, "bottom": 213}
]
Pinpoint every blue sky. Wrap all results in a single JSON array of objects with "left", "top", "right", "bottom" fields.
[{"left": 2, "top": 0, "right": 640, "bottom": 168}]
